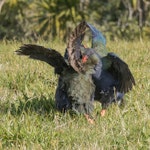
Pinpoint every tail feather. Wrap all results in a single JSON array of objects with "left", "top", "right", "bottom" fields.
[{"left": 16, "top": 44, "right": 68, "bottom": 74}]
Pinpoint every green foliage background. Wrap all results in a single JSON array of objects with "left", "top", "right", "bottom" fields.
[{"left": 0, "top": 0, "right": 150, "bottom": 40}]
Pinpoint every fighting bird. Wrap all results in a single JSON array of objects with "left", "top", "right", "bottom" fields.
[
  {"left": 15, "top": 21, "right": 102, "bottom": 123},
  {"left": 86, "top": 23, "right": 136, "bottom": 116},
  {"left": 64, "top": 22, "right": 135, "bottom": 116}
]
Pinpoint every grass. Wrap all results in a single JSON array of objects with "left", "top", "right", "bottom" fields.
[{"left": 0, "top": 39, "right": 150, "bottom": 150}]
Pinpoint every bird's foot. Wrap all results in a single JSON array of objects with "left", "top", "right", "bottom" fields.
[
  {"left": 84, "top": 114, "right": 95, "bottom": 124},
  {"left": 100, "top": 109, "right": 106, "bottom": 117}
]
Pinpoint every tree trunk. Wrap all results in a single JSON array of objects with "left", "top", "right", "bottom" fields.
[{"left": 137, "top": 0, "right": 145, "bottom": 28}]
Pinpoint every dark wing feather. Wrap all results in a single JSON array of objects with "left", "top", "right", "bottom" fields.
[
  {"left": 67, "top": 21, "right": 87, "bottom": 72},
  {"left": 102, "top": 53, "right": 135, "bottom": 93},
  {"left": 16, "top": 44, "right": 68, "bottom": 74}
]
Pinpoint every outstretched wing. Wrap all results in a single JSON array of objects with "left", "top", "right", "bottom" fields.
[
  {"left": 86, "top": 23, "right": 108, "bottom": 57},
  {"left": 102, "top": 53, "right": 135, "bottom": 93},
  {"left": 67, "top": 21, "right": 87, "bottom": 72},
  {"left": 16, "top": 44, "right": 68, "bottom": 74}
]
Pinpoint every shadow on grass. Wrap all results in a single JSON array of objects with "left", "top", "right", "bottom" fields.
[
  {"left": 1, "top": 93, "right": 56, "bottom": 117},
  {"left": 0, "top": 93, "right": 84, "bottom": 121}
]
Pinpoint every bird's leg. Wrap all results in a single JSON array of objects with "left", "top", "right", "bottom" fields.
[
  {"left": 100, "top": 103, "right": 107, "bottom": 117},
  {"left": 84, "top": 114, "right": 95, "bottom": 124}
]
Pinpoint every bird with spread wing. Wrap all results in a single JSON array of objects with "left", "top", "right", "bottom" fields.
[
  {"left": 86, "top": 23, "right": 135, "bottom": 116},
  {"left": 15, "top": 21, "right": 102, "bottom": 123}
]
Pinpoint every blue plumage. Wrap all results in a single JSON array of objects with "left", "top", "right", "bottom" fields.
[{"left": 87, "top": 23, "right": 106, "bottom": 46}]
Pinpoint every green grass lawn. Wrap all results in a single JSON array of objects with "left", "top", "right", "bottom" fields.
[{"left": 0, "top": 39, "right": 150, "bottom": 150}]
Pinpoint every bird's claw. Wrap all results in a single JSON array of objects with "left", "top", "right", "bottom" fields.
[{"left": 100, "top": 109, "right": 106, "bottom": 117}]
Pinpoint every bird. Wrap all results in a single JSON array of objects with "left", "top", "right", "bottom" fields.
[
  {"left": 85, "top": 23, "right": 136, "bottom": 116},
  {"left": 64, "top": 22, "right": 135, "bottom": 116},
  {"left": 15, "top": 21, "right": 102, "bottom": 123}
]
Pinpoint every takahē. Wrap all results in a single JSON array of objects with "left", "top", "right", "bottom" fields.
[
  {"left": 16, "top": 21, "right": 102, "bottom": 123},
  {"left": 86, "top": 23, "right": 135, "bottom": 116}
]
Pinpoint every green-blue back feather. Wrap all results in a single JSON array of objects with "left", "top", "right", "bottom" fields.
[{"left": 86, "top": 23, "right": 108, "bottom": 57}]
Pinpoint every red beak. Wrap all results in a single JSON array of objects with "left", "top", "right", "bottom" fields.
[{"left": 82, "top": 55, "right": 88, "bottom": 63}]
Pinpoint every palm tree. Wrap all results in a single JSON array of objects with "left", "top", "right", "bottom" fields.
[
  {"left": 31, "top": 0, "right": 86, "bottom": 40},
  {"left": 0, "top": 0, "right": 28, "bottom": 39}
]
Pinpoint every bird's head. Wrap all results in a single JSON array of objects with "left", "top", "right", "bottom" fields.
[
  {"left": 79, "top": 45, "right": 102, "bottom": 75},
  {"left": 80, "top": 46, "right": 100, "bottom": 65}
]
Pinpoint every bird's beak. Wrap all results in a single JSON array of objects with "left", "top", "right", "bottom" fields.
[{"left": 82, "top": 55, "right": 88, "bottom": 63}]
